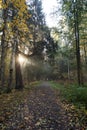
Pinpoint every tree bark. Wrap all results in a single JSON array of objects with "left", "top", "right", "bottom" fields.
[
  {"left": 14, "top": 30, "right": 24, "bottom": 90},
  {"left": 8, "top": 41, "right": 15, "bottom": 91},
  {"left": 74, "top": 0, "right": 82, "bottom": 85},
  {"left": 0, "top": 7, "right": 7, "bottom": 88}
]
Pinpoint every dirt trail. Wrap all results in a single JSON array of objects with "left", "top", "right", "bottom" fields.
[{"left": 1, "top": 82, "right": 82, "bottom": 130}]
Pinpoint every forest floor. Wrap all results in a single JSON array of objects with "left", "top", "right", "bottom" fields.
[{"left": 0, "top": 81, "right": 87, "bottom": 130}]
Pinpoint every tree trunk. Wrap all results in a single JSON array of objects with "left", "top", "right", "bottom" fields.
[
  {"left": 15, "top": 32, "right": 24, "bottom": 90},
  {"left": 8, "top": 42, "right": 15, "bottom": 91},
  {"left": 74, "top": 0, "right": 82, "bottom": 85},
  {"left": 15, "top": 54, "right": 24, "bottom": 89},
  {"left": 67, "top": 59, "right": 70, "bottom": 80},
  {"left": 83, "top": 44, "right": 87, "bottom": 64},
  {"left": 0, "top": 7, "right": 7, "bottom": 88}
]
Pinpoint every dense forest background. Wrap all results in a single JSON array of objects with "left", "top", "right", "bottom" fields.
[{"left": 0, "top": 0, "right": 87, "bottom": 93}]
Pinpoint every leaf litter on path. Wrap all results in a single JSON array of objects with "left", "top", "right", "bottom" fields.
[{"left": 0, "top": 82, "right": 87, "bottom": 130}]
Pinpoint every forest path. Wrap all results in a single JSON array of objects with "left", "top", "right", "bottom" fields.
[
  {"left": 24, "top": 81, "right": 70, "bottom": 130},
  {"left": 0, "top": 82, "right": 82, "bottom": 130}
]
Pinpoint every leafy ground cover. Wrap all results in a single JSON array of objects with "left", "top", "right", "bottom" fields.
[
  {"left": 0, "top": 82, "right": 39, "bottom": 129},
  {"left": 0, "top": 90, "right": 28, "bottom": 129}
]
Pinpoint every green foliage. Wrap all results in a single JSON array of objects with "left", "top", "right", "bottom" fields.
[
  {"left": 62, "top": 86, "right": 87, "bottom": 107},
  {"left": 27, "top": 0, "right": 45, "bottom": 45},
  {"left": 51, "top": 81, "right": 87, "bottom": 109}
]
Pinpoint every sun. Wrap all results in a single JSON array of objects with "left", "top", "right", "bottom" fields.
[{"left": 18, "top": 54, "right": 25, "bottom": 64}]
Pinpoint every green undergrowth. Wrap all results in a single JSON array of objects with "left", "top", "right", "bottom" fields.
[
  {"left": 50, "top": 81, "right": 87, "bottom": 128},
  {"left": 50, "top": 81, "right": 87, "bottom": 110}
]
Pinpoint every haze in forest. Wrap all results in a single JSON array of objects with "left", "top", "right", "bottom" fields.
[{"left": 0, "top": 1, "right": 87, "bottom": 128}]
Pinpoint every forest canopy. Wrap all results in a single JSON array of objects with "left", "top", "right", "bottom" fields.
[{"left": 0, "top": 0, "right": 87, "bottom": 92}]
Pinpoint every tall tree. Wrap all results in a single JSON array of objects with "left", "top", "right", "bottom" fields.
[
  {"left": 73, "top": 0, "right": 81, "bottom": 85},
  {"left": 27, "top": 0, "right": 46, "bottom": 53},
  {"left": 0, "top": 0, "right": 8, "bottom": 89},
  {"left": 0, "top": 0, "right": 29, "bottom": 90},
  {"left": 58, "top": 0, "right": 87, "bottom": 84}
]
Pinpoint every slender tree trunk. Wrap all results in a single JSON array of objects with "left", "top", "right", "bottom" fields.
[
  {"left": 74, "top": 0, "right": 81, "bottom": 85},
  {"left": 83, "top": 44, "right": 87, "bottom": 64},
  {"left": 67, "top": 59, "right": 70, "bottom": 80}
]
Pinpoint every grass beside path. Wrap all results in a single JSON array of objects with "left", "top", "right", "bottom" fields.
[
  {"left": 50, "top": 81, "right": 87, "bottom": 109},
  {"left": 50, "top": 81, "right": 87, "bottom": 127}
]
